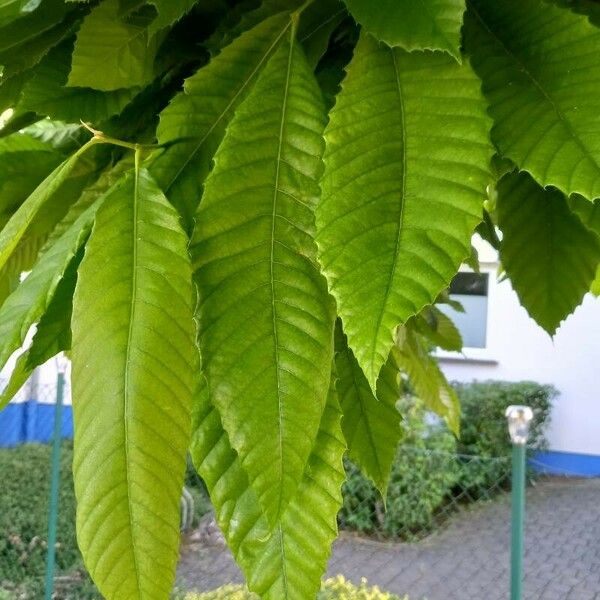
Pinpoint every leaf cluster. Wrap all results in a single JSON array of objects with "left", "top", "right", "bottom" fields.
[{"left": 0, "top": 0, "right": 598, "bottom": 598}]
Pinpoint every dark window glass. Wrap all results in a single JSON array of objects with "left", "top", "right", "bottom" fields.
[
  {"left": 450, "top": 272, "right": 488, "bottom": 296},
  {"left": 438, "top": 272, "right": 489, "bottom": 348}
]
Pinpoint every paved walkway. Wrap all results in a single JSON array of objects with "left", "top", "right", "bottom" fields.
[{"left": 177, "top": 478, "right": 600, "bottom": 599}]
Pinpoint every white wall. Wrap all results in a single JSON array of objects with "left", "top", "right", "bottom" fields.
[
  {"left": 439, "top": 243, "right": 600, "bottom": 456},
  {"left": 0, "top": 325, "right": 71, "bottom": 405}
]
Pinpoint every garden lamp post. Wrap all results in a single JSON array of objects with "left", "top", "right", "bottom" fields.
[
  {"left": 506, "top": 405, "right": 534, "bottom": 600},
  {"left": 44, "top": 354, "right": 69, "bottom": 600}
]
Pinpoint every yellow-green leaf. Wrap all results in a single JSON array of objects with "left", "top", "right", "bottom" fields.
[
  {"left": 334, "top": 321, "right": 401, "bottom": 497},
  {"left": 465, "top": 0, "right": 600, "bottom": 199},
  {"left": 191, "top": 30, "right": 335, "bottom": 524},
  {"left": 317, "top": 33, "right": 492, "bottom": 389},
  {"left": 68, "top": 0, "right": 157, "bottom": 91},
  {"left": 71, "top": 167, "right": 196, "bottom": 599},
  {"left": 396, "top": 326, "right": 460, "bottom": 434},
  {"left": 190, "top": 371, "right": 346, "bottom": 600}
]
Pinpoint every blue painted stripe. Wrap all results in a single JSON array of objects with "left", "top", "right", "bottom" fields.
[
  {"left": 531, "top": 450, "right": 600, "bottom": 477},
  {"left": 0, "top": 400, "right": 73, "bottom": 447}
]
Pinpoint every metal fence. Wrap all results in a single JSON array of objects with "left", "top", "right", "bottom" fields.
[
  {"left": 181, "top": 455, "right": 600, "bottom": 600},
  {"left": 337, "top": 449, "right": 513, "bottom": 542},
  {"left": 0, "top": 377, "right": 72, "bottom": 447},
  {"left": 1, "top": 380, "right": 600, "bottom": 599}
]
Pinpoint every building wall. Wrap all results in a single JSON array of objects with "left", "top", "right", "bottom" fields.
[
  {"left": 438, "top": 241, "right": 600, "bottom": 459},
  {"left": 0, "top": 343, "right": 72, "bottom": 447}
]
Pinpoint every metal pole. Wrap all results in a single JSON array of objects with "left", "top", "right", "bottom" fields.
[
  {"left": 505, "top": 405, "right": 533, "bottom": 600},
  {"left": 44, "top": 372, "right": 65, "bottom": 600},
  {"left": 510, "top": 442, "right": 526, "bottom": 600}
]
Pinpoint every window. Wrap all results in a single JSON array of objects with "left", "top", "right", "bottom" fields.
[{"left": 439, "top": 272, "right": 489, "bottom": 349}]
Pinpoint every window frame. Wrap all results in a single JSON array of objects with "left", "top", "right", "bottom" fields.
[{"left": 435, "top": 262, "right": 498, "bottom": 364}]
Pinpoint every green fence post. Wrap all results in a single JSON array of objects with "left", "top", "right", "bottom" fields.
[
  {"left": 510, "top": 442, "right": 526, "bottom": 600},
  {"left": 44, "top": 371, "right": 65, "bottom": 600},
  {"left": 505, "top": 405, "right": 533, "bottom": 600}
]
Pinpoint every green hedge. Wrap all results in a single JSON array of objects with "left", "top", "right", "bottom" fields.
[
  {"left": 454, "top": 380, "right": 555, "bottom": 457},
  {"left": 453, "top": 380, "right": 555, "bottom": 498},
  {"left": 184, "top": 576, "right": 406, "bottom": 599},
  {"left": 0, "top": 443, "right": 212, "bottom": 599},
  {"left": 339, "top": 380, "right": 555, "bottom": 538},
  {"left": 0, "top": 442, "right": 99, "bottom": 599},
  {"left": 338, "top": 400, "right": 458, "bottom": 539}
]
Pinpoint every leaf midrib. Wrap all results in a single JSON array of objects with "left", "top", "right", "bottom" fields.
[
  {"left": 269, "top": 30, "right": 294, "bottom": 519},
  {"left": 123, "top": 165, "right": 143, "bottom": 596},
  {"left": 370, "top": 48, "right": 407, "bottom": 381}
]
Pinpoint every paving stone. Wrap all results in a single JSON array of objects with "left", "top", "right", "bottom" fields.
[{"left": 176, "top": 477, "right": 600, "bottom": 599}]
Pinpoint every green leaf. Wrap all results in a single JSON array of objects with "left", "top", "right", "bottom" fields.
[
  {"left": 190, "top": 376, "right": 272, "bottom": 573},
  {"left": 152, "top": 12, "right": 292, "bottom": 228},
  {"left": 497, "top": 170, "right": 600, "bottom": 334},
  {"left": 22, "top": 151, "right": 99, "bottom": 247},
  {"left": 0, "top": 71, "right": 30, "bottom": 114},
  {"left": 68, "top": 0, "right": 157, "bottom": 91},
  {"left": 0, "top": 133, "right": 63, "bottom": 218},
  {"left": 562, "top": 0, "right": 600, "bottom": 23},
  {"left": 0, "top": 189, "right": 101, "bottom": 381},
  {"left": 0, "top": 137, "right": 97, "bottom": 274},
  {"left": 147, "top": 0, "right": 196, "bottom": 37},
  {"left": 341, "top": 0, "right": 465, "bottom": 59},
  {"left": 413, "top": 305, "right": 463, "bottom": 352},
  {"left": 569, "top": 194, "right": 600, "bottom": 296},
  {"left": 0, "top": 0, "right": 42, "bottom": 28},
  {"left": 71, "top": 167, "right": 196, "bottom": 599},
  {"left": 23, "top": 119, "right": 90, "bottom": 152},
  {"left": 0, "top": 161, "right": 130, "bottom": 409},
  {"left": 396, "top": 326, "right": 460, "bottom": 434},
  {"left": 465, "top": 0, "right": 600, "bottom": 200},
  {"left": 0, "top": 270, "right": 19, "bottom": 309},
  {"left": 41, "top": 156, "right": 134, "bottom": 253},
  {"left": 591, "top": 267, "right": 600, "bottom": 296},
  {"left": 19, "top": 41, "right": 139, "bottom": 123},
  {"left": 246, "top": 377, "right": 345, "bottom": 598},
  {"left": 334, "top": 321, "right": 401, "bottom": 496},
  {"left": 205, "top": 0, "right": 302, "bottom": 54},
  {"left": 475, "top": 208, "right": 501, "bottom": 251},
  {"left": 297, "top": 0, "right": 346, "bottom": 69},
  {"left": 317, "top": 33, "right": 492, "bottom": 389},
  {"left": 0, "top": 249, "right": 78, "bottom": 410},
  {"left": 190, "top": 370, "right": 346, "bottom": 600},
  {"left": 569, "top": 193, "right": 600, "bottom": 236},
  {"left": 190, "top": 31, "right": 335, "bottom": 524},
  {"left": 0, "top": 234, "right": 46, "bottom": 286},
  {"left": 0, "top": 0, "right": 73, "bottom": 78}
]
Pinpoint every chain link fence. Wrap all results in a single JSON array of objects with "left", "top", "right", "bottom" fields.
[
  {"left": 180, "top": 454, "right": 600, "bottom": 600},
  {"left": 337, "top": 449, "right": 512, "bottom": 543},
  {"left": 0, "top": 376, "right": 72, "bottom": 448}
]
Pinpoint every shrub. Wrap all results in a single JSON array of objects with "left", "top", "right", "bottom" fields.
[
  {"left": 0, "top": 442, "right": 99, "bottom": 599},
  {"left": 338, "top": 400, "right": 458, "bottom": 539},
  {"left": 0, "top": 443, "right": 212, "bottom": 599},
  {"left": 184, "top": 576, "right": 406, "bottom": 599},
  {"left": 452, "top": 380, "right": 555, "bottom": 497},
  {"left": 454, "top": 380, "right": 555, "bottom": 457},
  {"left": 339, "top": 380, "right": 556, "bottom": 539}
]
